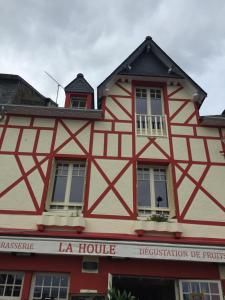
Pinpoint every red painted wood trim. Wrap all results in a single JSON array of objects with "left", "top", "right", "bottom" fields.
[
  {"left": 110, "top": 96, "right": 132, "bottom": 119},
  {"left": 168, "top": 86, "right": 184, "bottom": 98},
  {"left": 21, "top": 271, "right": 32, "bottom": 300},
  {"left": 115, "top": 82, "right": 132, "bottom": 96}
]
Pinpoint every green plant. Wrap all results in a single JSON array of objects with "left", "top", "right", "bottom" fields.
[
  {"left": 148, "top": 213, "right": 169, "bottom": 222},
  {"left": 108, "top": 287, "right": 135, "bottom": 300}
]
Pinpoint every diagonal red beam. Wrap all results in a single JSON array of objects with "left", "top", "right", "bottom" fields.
[
  {"left": 169, "top": 101, "right": 189, "bottom": 122},
  {"left": 110, "top": 96, "right": 132, "bottom": 119},
  {"left": 0, "top": 121, "right": 91, "bottom": 199},
  {"left": 104, "top": 106, "right": 119, "bottom": 120},
  {"left": 136, "top": 138, "right": 156, "bottom": 159},
  {"left": 116, "top": 82, "right": 132, "bottom": 96},
  {"left": 59, "top": 120, "right": 88, "bottom": 155},
  {"left": 88, "top": 159, "right": 133, "bottom": 215},
  {"left": 168, "top": 86, "right": 183, "bottom": 98},
  {"left": 15, "top": 155, "right": 40, "bottom": 211},
  {"left": 180, "top": 165, "right": 210, "bottom": 219}
]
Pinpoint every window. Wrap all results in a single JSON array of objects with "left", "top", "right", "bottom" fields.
[
  {"left": 30, "top": 273, "right": 69, "bottom": 300},
  {"left": 71, "top": 96, "right": 87, "bottom": 109},
  {"left": 0, "top": 271, "right": 24, "bottom": 299},
  {"left": 49, "top": 161, "right": 86, "bottom": 213},
  {"left": 137, "top": 165, "right": 169, "bottom": 216},
  {"left": 135, "top": 87, "right": 167, "bottom": 136},
  {"left": 179, "top": 280, "right": 223, "bottom": 300}
]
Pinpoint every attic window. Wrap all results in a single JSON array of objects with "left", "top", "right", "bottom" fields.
[{"left": 71, "top": 96, "right": 87, "bottom": 109}]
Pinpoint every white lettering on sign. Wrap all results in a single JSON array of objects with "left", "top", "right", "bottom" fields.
[{"left": 0, "top": 236, "right": 224, "bottom": 263}]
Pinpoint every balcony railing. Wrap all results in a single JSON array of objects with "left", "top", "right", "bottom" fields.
[{"left": 136, "top": 114, "right": 168, "bottom": 137}]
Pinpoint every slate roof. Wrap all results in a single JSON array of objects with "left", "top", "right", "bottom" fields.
[
  {"left": 0, "top": 73, "right": 57, "bottom": 107},
  {"left": 98, "top": 36, "right": 207, "bottom": 105},
  {"left": 65, "top": 73, "right": 94, "bottom": 93},
  {"left": 200, "top": 109, "right": 225, "bottom": 126}
]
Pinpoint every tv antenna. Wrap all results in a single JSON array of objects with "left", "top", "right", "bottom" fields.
[{"left": 44, "top": 71, "right": 64, "bottom": 103}]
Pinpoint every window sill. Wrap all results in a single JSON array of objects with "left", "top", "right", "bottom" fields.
[
  {"left": 133, "top": 219, "right": 183, "bottom": 238},
  {"left": 37, "top": 213, "right": 86, "bottom": 233}
]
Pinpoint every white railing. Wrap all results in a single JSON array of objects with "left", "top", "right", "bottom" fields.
[{"left": 136, "top": 114, "right": 168, "bottom": 137}]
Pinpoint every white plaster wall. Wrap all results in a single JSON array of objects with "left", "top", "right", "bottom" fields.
[
  {"left": 19, "top": 129, "right": 37, "bottom": 152},
  {"left": 115, "top": 122, "right": 132, "bottom": 132},
  {"left": 94, "top": 122, "right": 112, "bottom": 131},
  {"left": 1, "top": 128, "right": 19, "bottom": 151},
  {"left": 33, "top": 118, "right": 55, "bottom": 128},
  {"left": 196, "top": 127, "right": 220, "bottom": 137},
  {"left": 8, "top": 116, "right": 31, "bottom": 126},
  {"left": 121, "top": 134, "right": 132, "bottom": 157},
  {"left": 92, "top": 133, "right": 104, "bottom": 156},
  {"left": 207, "top": 140, "right": 224, "bottom": 163},
  {"left": 190, "top": 139, "right": 207, "bottom": 162},
  {"left": 171, "top": 125, "right": 194, "bottom": 136},
  {"left": 36, "top": 130, "right": 53, "bottom": 153},
  {"left": 105, "top": 97, "right": 131, "bottom": 121},
  {"left": 171, "top": 102, "right": 195, "bottom": 124},
  {"left": 107, "top": 134, "right": 118, "bottom": 157},
  {"left": 177, "top": 177, "right": 196, "bottom": 212},
  {"left": 109, "top": 82, "right": 131, "bottom": 96},
  {"left": 172, "top": 137, "right": 188, "bottom": 160}
]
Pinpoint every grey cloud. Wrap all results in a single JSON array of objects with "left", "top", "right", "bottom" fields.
[{"left": 0, "top": 0, "right": 224, "bottom": 114}]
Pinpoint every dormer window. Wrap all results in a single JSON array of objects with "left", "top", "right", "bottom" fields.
[{"left": 71, "top": 96, "right": 87, "bottom": 109}]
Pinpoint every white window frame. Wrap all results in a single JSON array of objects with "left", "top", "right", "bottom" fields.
[
  {"left": 179, "top": 280, "right": 223, "bottom": 300},
  {"left": 135, "top": 87, "right": 168, "bottom": 137},
  {"left": 137, "top": 165, "right": 170, "bottom": 217},
  {"left": 48, "top": 160, "right": 86, "bottom": 214},
  {"left": 0, "top": 271, "right": 24, "bottom": 300},
  {"left": 29, "top": 273, "right": 70, "bottom": 300}
]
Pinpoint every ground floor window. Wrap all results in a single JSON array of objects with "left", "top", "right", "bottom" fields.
[
  {"left": 179, "top": 280, "right": 223, "bottom": 300},
  {"left": 30, "top": 273, "right": 69, "bottom": 300},
  {"left": 0, "top": 271, "right": 24, "bottom": 299}
]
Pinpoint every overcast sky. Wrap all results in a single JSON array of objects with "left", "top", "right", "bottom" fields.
[{"left": 0, "top": 0, "right": 224, "bottom": 115}]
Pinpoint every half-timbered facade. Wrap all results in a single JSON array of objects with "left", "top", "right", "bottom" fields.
[{"left": 0, "top": 37, "right": 224, "bottom": 300}]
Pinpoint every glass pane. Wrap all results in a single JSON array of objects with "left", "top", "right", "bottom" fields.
[
  {"left": 200, "top": 282, "right": 209, "bottom": 293},
  {"left": 210, "top": 283, "right": 219, "bottom": 294},
  {"left": 15, "top": 273, "right": 23, "bottom": 285},
  {"left": 151, "top": 98, "right": 162, "bottom": 115},
  {"left": 59, "top": 287, "right": 67, "bottom": 298},
  {"left": 60, "top": 275, "right": 68, "bottom": 287},
  {"left": 42, "top": 287, "right": 50, "bottom": 298},
  {"left": 13, "top": 286, "right": 21, "bottom": 297},
  {"left": 34, "top": 287, "right": 42, "bottom": 298},
  {"left": 182, "top": 282, "right": 190, "bottom": 293},
  {"left": 204, "top": 295, "right": 210, "bottom": 300},
  {"left": 136, "top": 98, "right": 147, "bottom": 114},
  {"left": 69, "top": 176, "right": 85, "bottom": 203},
  {"left": 0, "top": 274, "right": 6, "bottom": 284},
  {"left": 191, "top": 282, "right": 200, "bottom": 293},
  {"left": 154, "top": 181, "right": 168, "bottom": 208},
  {"left": 183, "top": 294, "right": 190, "bottom": 300},
  {"left": 52, "top": 176, "right": 67, "bottom": 202},
  {"left": 35, "top": 274, "right": 43, "bottom": 286},
  {"left": 137, "top": 180, "right": 151, "bottom": 207},
  {"left": 56, "top": 163, "right": 69, "bottom": 176},
  {"left": 51, "top": 287, "right": 59, "bottom": 298},
  {"left": 7, "top": 274, "right": 14, "bottom": 284},
  {"left": 5, "top": 285, "right": 12, "bottom": 296},
  {"left": 43, "top": 275, "right": 51, "bottom": 286},
  {"left": 52, "top": 275, "right": 60, "bottom": 286},
  {"left": 0, "top": 286, "right": 4, "bottom": 296}
]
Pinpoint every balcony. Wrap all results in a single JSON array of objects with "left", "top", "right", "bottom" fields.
[{"left": 136, "top": 114, "right": 167, "bottom": 137}]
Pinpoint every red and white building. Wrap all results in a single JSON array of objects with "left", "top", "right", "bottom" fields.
[{"left": 0, "top": 36, "right": 225, "bottom": 300}]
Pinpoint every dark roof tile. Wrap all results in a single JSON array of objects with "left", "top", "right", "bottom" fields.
[{"left": 65, "top": 73, "right": 94, "bottom": 93}]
